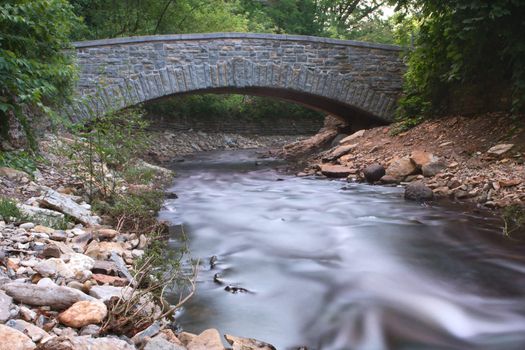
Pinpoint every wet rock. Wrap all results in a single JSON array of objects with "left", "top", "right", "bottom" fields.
[
  {"left": 0, "top": 290, "right": 13, "bottom": 323},
  {"left": 224, "top": 334, "right": 276, "bottom": 350},
  {"left": 487, "top": 143, "right": 514, "bottom": 156},
  {"left": 187, "top": 328, "right": 224, "bottom": 350},
  {"left": 422, "top": 161, "right": 447, "bottom": 177},
  {"left": 6, "top": 319, "right": 52, "bottom": 343},
  {"left": 363, "top": 163, "right": 385, "bottom": 183},
  {"left": 320, "top": 164, "right": 354, "bottom": 178},
  {"left": 0, "top": 324, "right": 36, "bottom": 350},
  {"left": 386, "top": 157, "right": 417, "bottom": 179},
  {"left": 58, "top": 301, "right": 107, "bottom": 328},
  {"left": 405, "top": 182, "right": 434, "bottom": 201},
  {"left": 1, "top": 282, "right": 94, "bottom": 310},
  {"left": 38, "top": 189, "right": 101, "bottom": 226}
]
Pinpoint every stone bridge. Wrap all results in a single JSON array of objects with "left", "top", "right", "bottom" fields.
[{"left": 70, "top": 33, "right": 405, "bottom": 126}]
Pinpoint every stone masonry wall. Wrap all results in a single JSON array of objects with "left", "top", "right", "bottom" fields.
[{"left": 71, "top": 33, "right": 406, "bottom": 123}]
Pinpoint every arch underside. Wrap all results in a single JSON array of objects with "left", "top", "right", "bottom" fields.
[{"left": 69, "top": 59, "right": 397, "bottom": 126}]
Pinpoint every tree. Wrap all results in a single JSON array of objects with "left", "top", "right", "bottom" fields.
[
  {"left": 0, "top": 0, "right": 79, "bottom": 148},
  {"left": 392, "top": 0, "right": 525, "bottom": 119}
]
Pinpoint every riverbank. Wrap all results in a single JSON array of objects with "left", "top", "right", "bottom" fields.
[
  {"left": 0, "top": 132, "right": 285, "bottom": 349},
  {"left": 283, "top": 113, "right": 525, "bottom": 211}
]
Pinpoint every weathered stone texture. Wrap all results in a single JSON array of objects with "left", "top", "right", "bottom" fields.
[{"left": 70, "top": 33, "right": 405, "bottom": 122}]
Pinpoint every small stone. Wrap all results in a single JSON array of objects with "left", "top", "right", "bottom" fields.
[
  {"left": 19, "top": 223, "right": 35, "bottom": 230},
  {"left": 95, "top": 228, "right": 119, "bottom": 240},
  {"left": 32, "top": 225, "right": 55, "bottom": 235},
  {"left": 487, "top": 143, "right": 514, "bottom": 156},
  {"left": 132, "top": 321, "right": 161, "bottom": 345},
  {"left": 405, "top": 182, "right": 434, "bottom": 201},
  {"left": 49, "top": 230, "right": 68, "bottom": 242},
  {"left": 19, "top": 306, "right": 37, "bottom": 322},
  {"left": 0, "top": 290, "right": 13, "bottom": 323},
  {"left": 131, "top": 249, "right": 144, "bottom": 258},
  {"left": 410, "top": 150, "right": 438, "bottom": 169},
  {"left": 58, "top": 301, "right": 107, "bottom": 328},
  {"left": 42, "top": 244, "right": 62, "bottom": 258},
  {"left": 0, "top": 324, "right": 36, "bottom": 350},
  {"left": 320, "top": 164, "right": 354, "bottom": 178},
  {"left": 422, "top": 161, "right": 446, "bottom": 177},
  {"left": 187, "top": 329, "right": 224, "bottom": 350},
  {"left": 6, "top": 319, "right": 51, "bottom": 343},
  {"left": 363, "top": 163, "right": 385, "bottom": 183},
  {"left": 338, "top": 129, "right": 365, "bottom": 144},
  {"left": 92, "top": 274, "right": 128, "bottom": 286},
  {"left": 80, "top": 324, "right": 101, "bottom": 336},
  {"left": 224, "top": 334, "right": 276, "bottom": 350},
  {"left": 144, "top": 335, "right": 186, "bottom": 350}
]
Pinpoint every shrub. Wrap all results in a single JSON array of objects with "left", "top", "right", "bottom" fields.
[{"left": 0, "top": 197, "right": 23, "bottom": 222}]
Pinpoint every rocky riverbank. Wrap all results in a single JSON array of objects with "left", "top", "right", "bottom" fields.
[
  {"left": 281, "top": 113, "right": 525, "bottom": 210},
  {"left": 0, "top": 132, "right": 280, "bottom": 350}
]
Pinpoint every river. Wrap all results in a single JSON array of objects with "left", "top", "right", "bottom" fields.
[{"left": 159, "top": 149, "right": 525, "bottom": 350}]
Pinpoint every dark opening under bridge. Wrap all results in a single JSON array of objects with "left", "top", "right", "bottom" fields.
[{"left": 70, "top": 33, "right": 405, "bottom": 126}]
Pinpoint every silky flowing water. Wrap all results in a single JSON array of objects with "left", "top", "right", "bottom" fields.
[{"left": 159, "top": 149, "right": 525, "bottom": 350}]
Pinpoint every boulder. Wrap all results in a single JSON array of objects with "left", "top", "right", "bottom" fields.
[
  {"left": 58, "top": 301, "right": 107, "bottom": 328},
  {"left": 224, "top": 334, "right": 276, "bottom": 350},
  {"left": 487, "top": 143, "right": 514, "bottom": 156},
  {"left": 0, "top": 290, "right": 13, "bottom": 323},
  {"left": 363, "top": 164, "right": 385, "bottom": 183},
  {"left": 422, "top": 161, "right": 446, "bottom": 177},
  {"left": 405, "top": 182, "right": 434, "bottom": 201},
  {"left": 187, "top": 329, "right": 224, "bottom": 350},
  {"left": 410, "top": 150, "right": 438, "bottom": 169},
  {"left": 385, "top": 157, "right": 417, "bottom": 179},
  {"left": 320, "top": 164, "right": 355, "bottom": 178},
  {"left": 1, "top": 282, "right": 93, "bottom": 310},
  {"left": 38, "top": 189, "right": 101, "bottom": 226},
  {"left": 0, "top": 324, "right": 36, "bottom": 350}
]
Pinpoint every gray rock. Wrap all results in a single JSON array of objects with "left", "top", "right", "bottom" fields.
[
  {"left": 1, "top": 282, "right": 94, "bottom": 310},
  {"left": 0, "top": 290, "right": 13, "bottom": 323},
  {"left": 363, "top": 163, "right": 385, "bottom": 183},
  {"left": 422, "top": 161, "right": 446, "bottom": 177},
  {"left": 6, "top": 319, "right": 52, "bottom": 343},
  {"left": 89, "top": 285, "right": 133, "bottom": 302},
  {"left": 405, "top": 182, "right": 434, "bottom": 201},
  {"left": 144, "top": 335, "right": 186, "bottom": 350},
  {"left": 79, "top": 324, "right": 101, "bottom": 336},
  {"left": 38, "top": 189, "right": 101, "bottom": 226},
  {"left": 225, "top": 334, "right": 276, "bottom": 350},
  {"left": 132, "top": 321, "right": 161, "bottom": 345}
]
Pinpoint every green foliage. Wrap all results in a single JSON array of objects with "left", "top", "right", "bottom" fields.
[
  {"left": 0, "top": 197, "right": 22, "bottom": 222},
  {"left": 145, "top": 94, "right": 323, "bottom": 125},
  {"left": 393, "top": 1, "right": 525, "bottom": 121},
  {"left": 0, "top": 0, "right": 79, "bottom": 146},
  {"left": 122, "top": 166, "right": 157, "bottom": 185},
  {"left": 0, "top": 150, "right": 38, "bottom": 174},
  {"left": 70, "top": 0, "right": 248, "bottom": 40},
  {"left": 66, "top": 107, "right": 150, "bottom": 200}
]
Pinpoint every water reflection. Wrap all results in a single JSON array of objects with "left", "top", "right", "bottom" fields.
[{"left": 160, "top": 150, "right": 525, "bottom": 350}]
